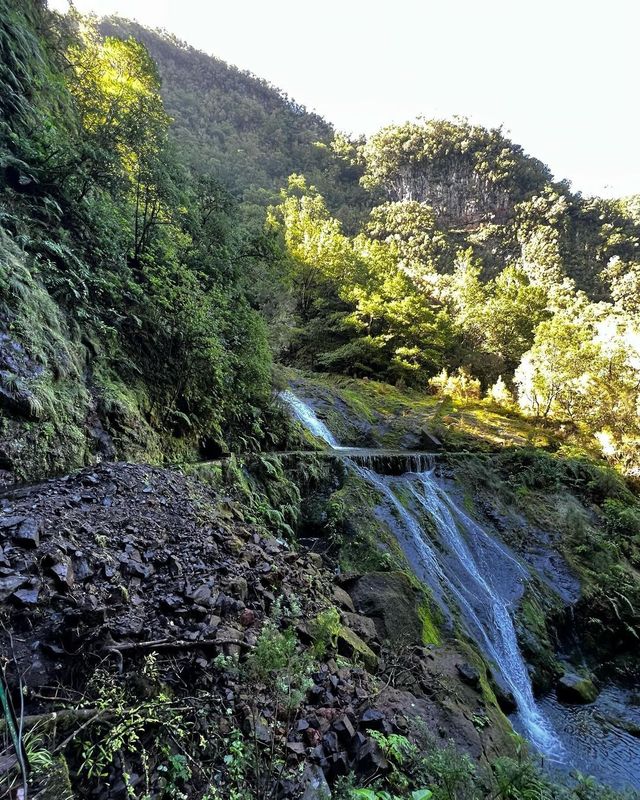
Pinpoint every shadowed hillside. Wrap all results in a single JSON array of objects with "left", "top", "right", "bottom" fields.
[{"left": 99, "top": 17, "right": 369, "bottom": 225}]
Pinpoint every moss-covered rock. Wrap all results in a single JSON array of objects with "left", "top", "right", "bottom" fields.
[
  {"left": 337, "top": 624, "right": 378, "bottom": 672},
  {"left": 556, "top": 671, "right": 599, "bottom": 704},
  {"left": 344, "top": 571, "right": 427, "bottom": 648}
]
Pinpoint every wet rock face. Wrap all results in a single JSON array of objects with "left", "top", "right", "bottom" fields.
[
  {"left": 344, "top": 571, "right": 424, "bottom": 647},
  {"left": 0, "top": 329, "right": 44, "bottom": 419},
  {"left": 490, "top": 679, "right": 518, "bottom": 714},
  {"left": 456, "top": 662, "right": 481, "bottom": 688}
]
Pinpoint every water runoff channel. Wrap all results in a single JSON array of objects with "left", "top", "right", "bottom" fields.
[{"left": 279, "top": 390, "right": 640, "bottom": 791}]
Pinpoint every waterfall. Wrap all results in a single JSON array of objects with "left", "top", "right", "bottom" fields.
[
  {"left": 279, "top": 390, "right": 341, "bottom": 448},
  {"left": 280, "top": 390, "right": 563, "bottom": 759}
]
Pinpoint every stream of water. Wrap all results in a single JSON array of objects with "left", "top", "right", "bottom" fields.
[{"left": 279, "top": 390, "right": 640, "bottom": 787}]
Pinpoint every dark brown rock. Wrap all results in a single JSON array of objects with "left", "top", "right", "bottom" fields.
[
  {"left": 239, "top": 608, "right": 256, "bottom": 627},
  {"left": 346, "top": 572, "right": 424, "bottom": 647},
  {"left": 48, "top": 558, "right": 74, "bottom": 590},
  {"left": 341, "top": 612, "right": 378, "bottom": 644},
  {"left": 0, "top": 575, "right": 27, "bottom": 600},
  {"left": 11, "top": 583, "right": 41, "bottom": 605},
  {"left": 456, "top": 662, "right": 480, "bottom": 688},
  {"left": 332, "top": 585, "right": 355, "bottom": 612}
]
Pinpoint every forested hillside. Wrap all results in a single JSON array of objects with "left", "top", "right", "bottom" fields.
[
  {"left": 99, "top": 18, "right": 369, "bottom": 228},
  {"left": 2, "top": 3, "right": 640, "bottom": 800},
  {"left": 0, "top": 2, "right": 281, "bottom": 483},
  {"left": 93, "top": 20, "right": 640, "bottom": 476},
  {"left": 2, "top": 3, "right": 640, "bottom": 478}
]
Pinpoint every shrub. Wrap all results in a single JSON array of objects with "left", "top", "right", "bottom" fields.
[
  {"left": 486, "top": 375, "right": 515, "bottom": 407},
  {"left": 247, "top": 621, "right": 314, "bottom": 710},
  {"left": 429, "top": 368, "right": 481, "bottom": 401}
]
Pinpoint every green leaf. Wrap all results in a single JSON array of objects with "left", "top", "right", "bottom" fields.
[{"left": 412, "top": 791, "right": 433, "bottom": 800}]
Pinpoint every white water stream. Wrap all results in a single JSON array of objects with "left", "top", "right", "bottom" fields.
[{"left": 279, "top": 390, "right": 564, "bottom": 759}]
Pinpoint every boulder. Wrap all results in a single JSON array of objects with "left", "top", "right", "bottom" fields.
[
  {"left": 0, "top": 515, "right": 26, "bottom": 530},
  {"left": 337, "top": 625, "right": 378, "bottom": 672},
  {"left": 420, "top": 429, "right": 443, "bottom": 450},
  {"left": 11, "top": 583, "right": 41, "bottom": 606},
  {"left": 456, "top": 662, "right": 480, "bottom": 688},
  {"left": 346, "top": 572, "right": 424, "bottom": 647},
  {"left": 299, "top": 763, "right": 331, "bottom": 798},
  {"left": 332, "top": 585, "right": 355, "bottom": 612},
  {"left": 556, "top": 672, "right": 599, "bottom": 704},
  {"left": 48, "top": 557, "right": 74, "bottom": 590},
  {"left": 491, "top": 681, "right": 517, "bottom": 714},
  {"left": 13, "top": 517, "right": 42, "bottom": 548},
  {"left": 341, "top": 612, "right": 378, "bottom": 644},
  {"left": 0, "top": 575, "right": 27, "bottom": 600}
]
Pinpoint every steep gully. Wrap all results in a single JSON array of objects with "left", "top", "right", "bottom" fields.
[{"left": 280, "top": 390, "right": 640, "bottom": 789}]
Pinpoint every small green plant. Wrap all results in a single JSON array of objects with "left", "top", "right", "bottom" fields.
[
  {"left": 79, "top": 666, "right": 189, "bottom": 797},
  {"left": 23, "top": 731, "right": 55, "bottom": 771},
  {"left": 247, "top": 621, "right": 314, "bottom": 710},
  {"left": 222, "top": 729, "right": 249, "bottom": 789},
  {"left": 351, "top": 788, "right": 432, "bottom": 800},
  {"left": 471, "top": 712, "right": 489, "bottom": 730},
  {"left": 213, "top": 652, "right": 240, "bottom": 676},
  {"left": 416, "top": 737, "right": 478, "bottom": 800},
  {"left": 157, "top": 752, "right": 192, "bottom": 799},
  {"left": 369, "top": 731, "right": 417, "bottom": 766},
  {"left": 309, "top": 606, "right": 342, "bottom": 657},
  {"left": 491, "top": 756, "right": 550, "bottom": 800},
  {"left": 369, "top": 732, "right": 419, "bottom": 794}
]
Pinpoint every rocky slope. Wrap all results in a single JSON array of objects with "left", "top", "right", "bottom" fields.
[{"left": 0, "top": 461, "right": 513, "bottom": 799}]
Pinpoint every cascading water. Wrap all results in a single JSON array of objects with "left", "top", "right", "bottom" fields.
[
  {"left": 279, "top": 390, "right": 341, "bottom": 448},
  {"left": 354, "top": 465, "right": 563, "bottom": 758},
  {"left": 280, "top": 389, "right": 563, "bottom": 758}
]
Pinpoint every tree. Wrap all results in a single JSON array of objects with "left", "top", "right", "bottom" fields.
[
  {"left": 482, "top": 265, "right": 549, "bottom": 373},
  {"left": 602, "top": 256, "right": 640, "bottom": 316},
  {"left": 65, "top": 16, "right": 174, "bottom": 263},
  {"left": 366, "top": 200, "right": 454, "bottom": 278},
  {"left": 514, "top": 313, "right": 597, "bottom": 419},
  {"left": 514, "top": 188, "right": 576, "bottom": 305}
]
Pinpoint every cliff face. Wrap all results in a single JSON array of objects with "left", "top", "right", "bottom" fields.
[
  {"left": 361, "top": 120, "right": 553, "bottom": 229},
  {"left": 383, "top": 158, "right": 514, "bottom": 226}
]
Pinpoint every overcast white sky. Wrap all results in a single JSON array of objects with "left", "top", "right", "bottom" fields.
[{"left": 48, "top": 0, "right": 639, "bottom": 198}]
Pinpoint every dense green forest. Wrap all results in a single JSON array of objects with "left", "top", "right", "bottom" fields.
[
  {"left": 0, "top": 1, "right": 283, "bottom": 481},
  {"left": 2, "top": 5, "right": 638, "bottom": 481},
  {"left": 98, "top": 18, "right": 370, "bottom": 230},
  {"left": 99, "top": 18, "right": 640, "bottom": 477}
]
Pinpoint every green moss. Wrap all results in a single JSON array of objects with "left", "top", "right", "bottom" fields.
[
  {"left": 285, "top": 366, "right": 577, "bottom": 454},
  {"left": 418, "top": 598, "right": 441, "bottom": 645},
  {"left": 327, "top": 472, "right": 404, "bottom": 573}
]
